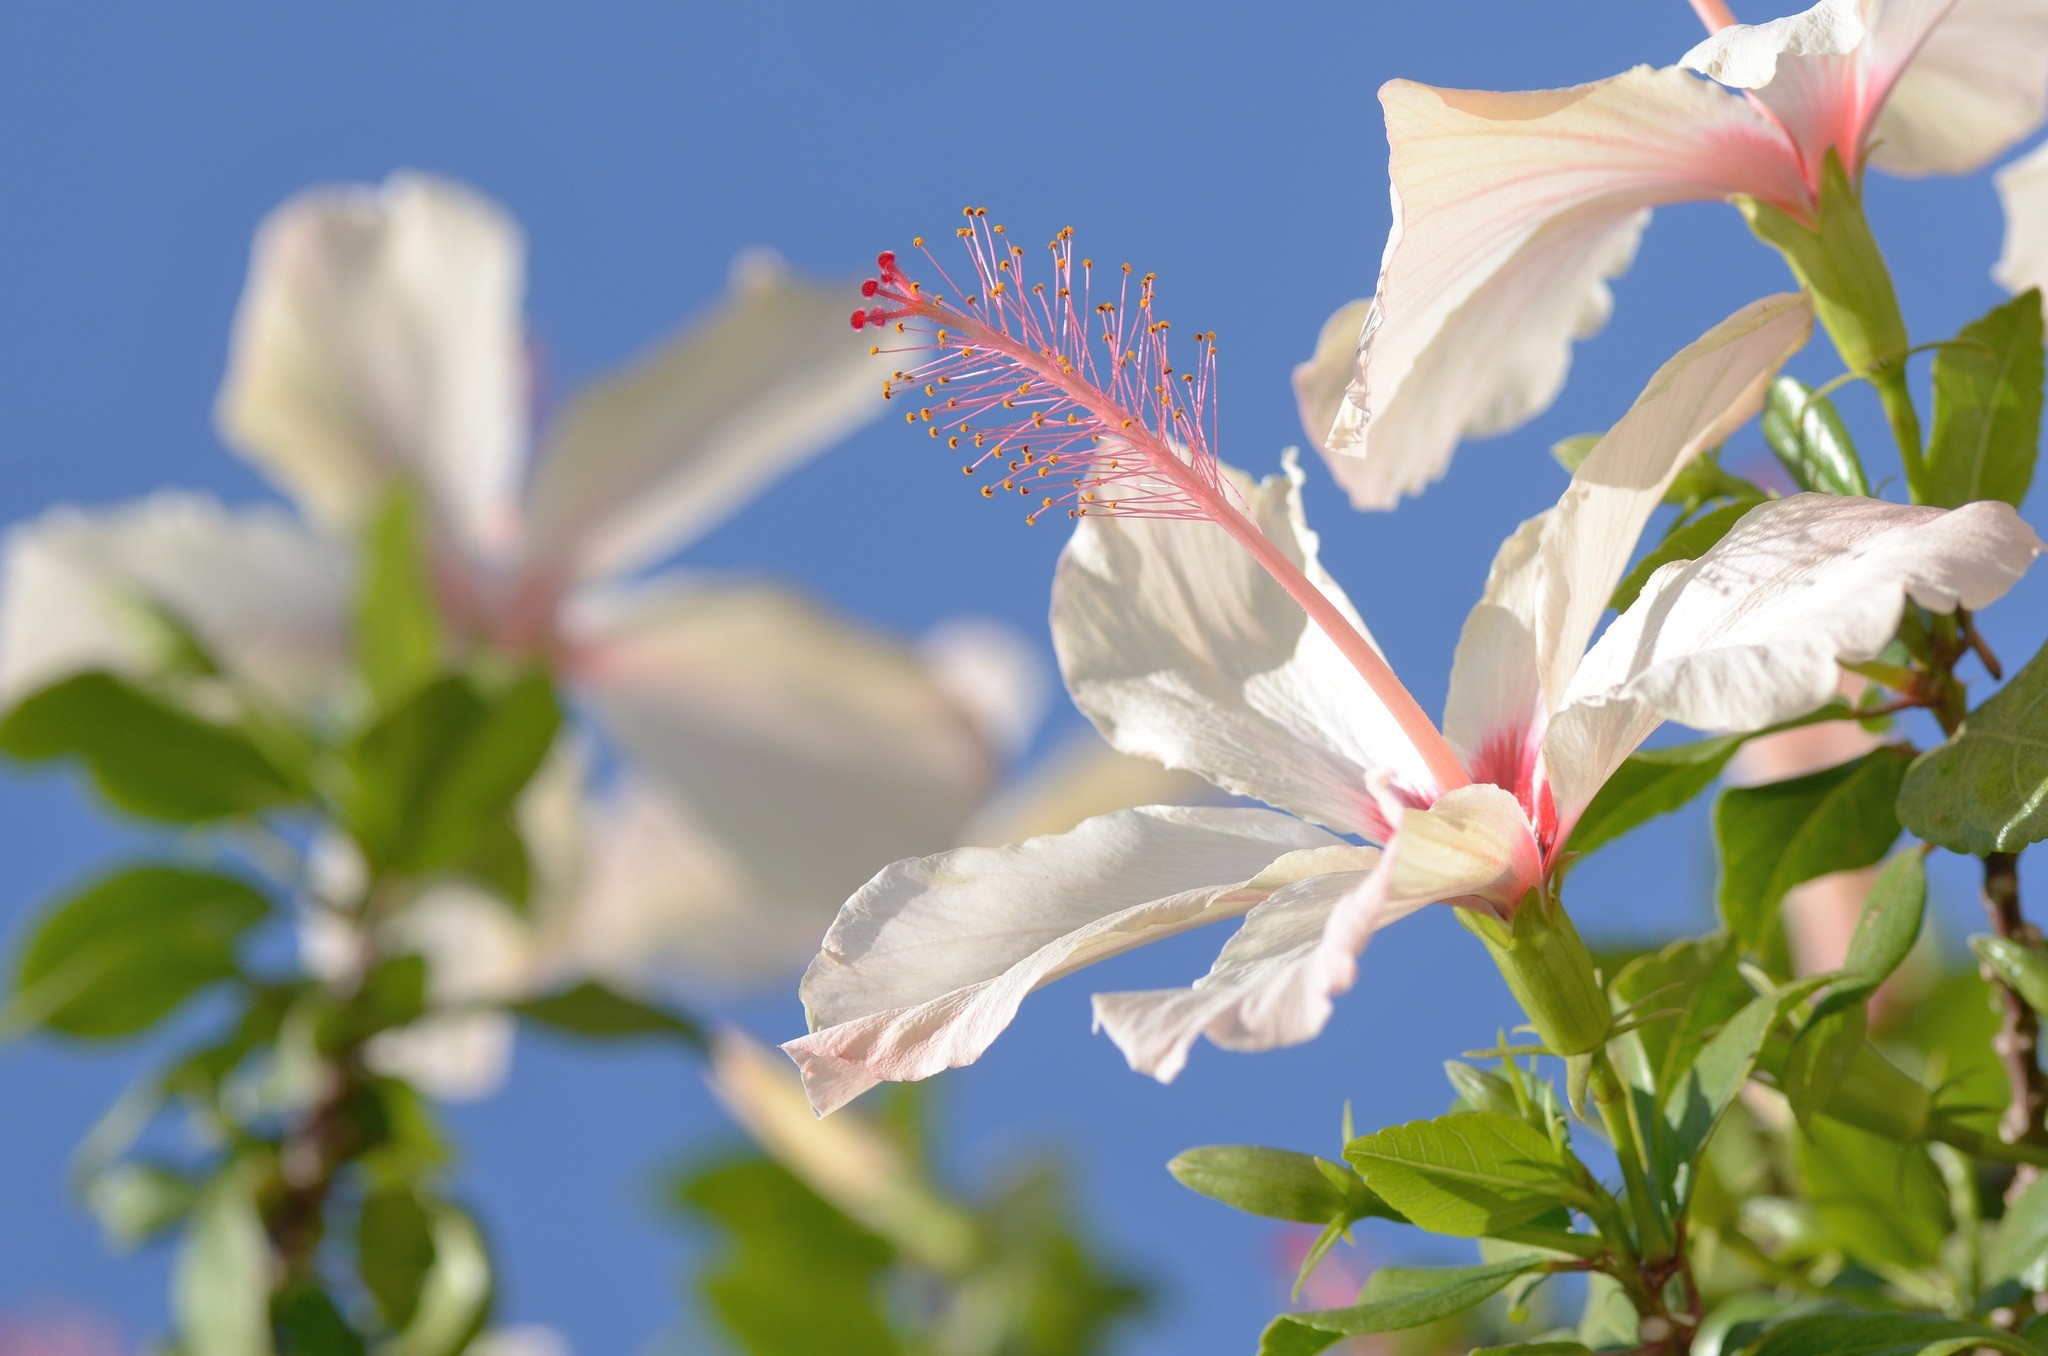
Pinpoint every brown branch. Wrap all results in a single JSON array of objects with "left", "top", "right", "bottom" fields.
[{"left": 1980, "top": 853, "right": 2048, "bottom": 1186}]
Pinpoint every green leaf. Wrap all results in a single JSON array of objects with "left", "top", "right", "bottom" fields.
[
  {"left": 1445, "top": 1061, "right": 1523, "bottom": 1117},
  {"left": 1610, "top": 498, "right": 1763, "bottom": 613},
  {"left": 1714, "top": 745, "right": 1913, "bottom": 964},
  {"left": 1610, "top": 934, "right": 1749, "bottom": 1108},
  {"left": 1796, "top": 1116, "right": 1949, "bottom": 1270},
  {"left": 345, "top": 670, "right": 560, "bottom": 897},
  {"left": 1762, "top": 374, "right": 1871, "bottom": 497},
  {"left": 1472, "top": 1346, "right": 1592, "bottom": 1356},
  {"left": 1972, "top": 935, "right": 2048, "bottom": 1015},
  {"left": 84, "top": 1160, "right": 198, "bottom": 1251},
  {"left": 359, "top": 1183, "right": 438, "bottom": 1329},
  {"left": 356, "top": 488, "right": 445, "bottom": 705},
  {"left": 387, "top": 1206, "right": 492, "bottom": 1356},
  {"left": 1992, "top": 1171, "right": 2048, "bottom": 1291},
  {"left": 1168, "top": 1145, "right": 1390, "bottom": 1226},
  {"left": 11, "top": 865, "right": 269, "bottom": 1039},
  {"left": 174, "top": 1164, "right": 272, "bottom": 1356},
  {"left": 272, "top": 1284, "right": 367, "bottom": 1356},
  {"left": 678, "top": 1156, "right": 905, "bottom": 1356},
  {"left": 1781, "top": 1002, "right": 1865, "bottom": 1127},
  {"left": 1568, "top": 705, "right": 1853, "bottom": 860},
  {"left": 0, "top": 670, "right": 301, "bottom": 822},
  {"left": 1924, "top": 289, "right": 2043, "bottom": 510},
  {"left": 1343, "top": 1112, "right": 1587, "bottom": 1239},
  {"left": 1898, "top": 641, "right": 2048, "bottom": 854},
  {"left": 510, "top": 981, "right": 705, "bottom": 1047},
  {"left": 1745, "top": 1310, "right": 2040, "bottom": 1355},
  {"left": 1812, "top": 848, "right": 1927, "bottom": 1019},
  {"left": 1259, "top": 1258, "right": 1544, "bottom": 1356},
  {"left": 1660, "top": 976, "right": 1830, "bottom": 1212}
]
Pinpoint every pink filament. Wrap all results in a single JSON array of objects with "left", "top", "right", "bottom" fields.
[
  {"left": 1688, "top": 0, "right": 1739, "bottom": 32},
  {"left": 860, "top": 215, "right": 1471, "bottom": 796}
]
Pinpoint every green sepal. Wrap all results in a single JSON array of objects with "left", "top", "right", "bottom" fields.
[{"left": 1459, "top": 896, "right": 1611, "bottom": 1058}]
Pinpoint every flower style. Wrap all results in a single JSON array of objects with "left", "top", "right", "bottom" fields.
[
  {"left": 0, "top": 174, "right": 1055, "bottom": 1095},
  {"left": 782, "top": 225, "right": 2041, "bottom": 1115},
  {"left": 1293, "top": 0, "right": 2048, "bottom": 509}
]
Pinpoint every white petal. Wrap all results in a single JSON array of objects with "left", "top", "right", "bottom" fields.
[
  {"left": 1052, "top": 453, "right": 1431, "bottom": 834},
  {"left": 1320, "top": 68, "right": 1801, "bottom": 508},
  {"left": 1995, "top": 138, "right": 2048, "bottom": 295},
  {"left": 216, "top": 174, "right": 527, "bottom": 557},
  {"left": 1093, "top": 784, "right": 1538, "bottom": 1082},
  {"left": 570, "top": 578, "right": 998, "bottom": 925},
  {"left": 365, "top": 1011, "right": 517, "bottom": 1104},
  {"left": 1868, "top": 0, "right": 2048, "bottom": 176},
  {"left": 1291, "top": 297, "right": 1374, "bottom": 456},
  {"left": 1681, "top": 0, "right": 1867, "bottom": 89},
  {"left": 959, "top": 728, "right": 1216, "bottom": 848},
  {"left": 0, "top": 493, "right": 352, "bottom": 711},
  {"left": 1441, "top": 294, "right": 1812, "bottom": 781},
  {"left": 782, "top": 806, "right": 1357, "bottom": 1114},
  {"left": 522, "top": 252, "right": 884, "bottom": 581},
  {"left": 916, "top": 615, "right": 1050, "bottom": 764},
  {"left": 1547, "top": 495, "right": 2042, "bottom": 822}
]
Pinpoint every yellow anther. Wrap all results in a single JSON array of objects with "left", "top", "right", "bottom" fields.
[
  {"left": 981, "top": 485, "right": 994, "bottom": 498},
  {"left": 912, "top": 235, "right": 925, "bottom": 246}
]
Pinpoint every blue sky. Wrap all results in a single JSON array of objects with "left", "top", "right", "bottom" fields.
[{"left": 1, "top": 4, "right": 2044, "bottom": 1352}]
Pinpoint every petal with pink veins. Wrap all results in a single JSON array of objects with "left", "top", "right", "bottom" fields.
[
  {"left": 1441, "top": 294, "right": 1812, "bottom": 786},
  {"left": 1866, "top": 0, "right": 2048, "bottom": 176},
  {"left": 1053, "top": 454, "right": 1432, "bottom": 835},
  {"left": 216, "top": 174, "right": 528, "bottom": 559},
  {"left": 1995, "top": 137, "right": 2048, "bottom": 294},
  {"left": 1544, "top": 494, "right": 2042, "bottom": 828},
  {"left": 1092, "top": 784, "right": 1538, "bottom": 1083},
  {"left": 1314, "top": 68, "right": 1802, "bottom": 508},
  {"left": 782, "top": 806, "right": 1361, "bottom": 1114}
]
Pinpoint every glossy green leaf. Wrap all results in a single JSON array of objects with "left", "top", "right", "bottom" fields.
[
  {"left": 356, "top": 487, "right": 445, "bottom": 705},
  {"left": 1343, "top": 1112, "right": 1586, "bottom": 1239},
  {"left": 345, "top": 670, "right": 560, "bottom": 898},
  {"left": 359, "top": 1183, "right": 438, "bottom": 1328},
  {"left": 0, "top": 671, "right": 300, "bottom": 822},
  {"left": 1924, "top": 289, "right": 2043, "bottom": 509},
  {"left": 11, "top": 865, "right": 269, "bottom": 1039},
  {"left": 1898, "top": 641, "right": 2048, "bottom": 854},
  {"left": 511, "top": 981, "right": 705, "bottom": 1048},
  {"left": 1796, "top": 1116, "right": 1949, "bottom": 1270},
  {"left": 173, "top": 1165, "right": 272, "bottom": 1356},
  {"left": 1762, "top": 374, "right": 1870, "bottom": 497},
  {"left": 1610, "top": 498, "right": 1762, "bottom": 613},
  {"left": 1660, "top": 976, "right": 1829, "bottom": 1212},
  {"left": 1972, "top": 935, "right": 2048, "bottom": 1015},
  {"left": 1259, "top": 1258, "right": 1545, "bottom": 1356},
  {"left": 1715, "top": 745, "right": 1913, "bottom": 963},
  {"left": 1168, "top": 1145, "right": 1389, "bottom": 1226},
  {"left": 1744, "top": 1310, "right": 2039, "bottom": 1355}
]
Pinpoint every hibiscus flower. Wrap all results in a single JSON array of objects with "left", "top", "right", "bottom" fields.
[
  {"left": 1293, "top": 0, "right": 2048, "bottom": 509},
  {"left": 783, "top": 224, "right": 2039, "bottom": 1114}
]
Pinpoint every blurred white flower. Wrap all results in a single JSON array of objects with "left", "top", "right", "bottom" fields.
[{"left": 0, "top": 173, "right": 1058, "bottom": 1098}]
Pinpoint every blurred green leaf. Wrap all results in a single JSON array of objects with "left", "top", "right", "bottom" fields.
[
  {"left": 972, "top": 1163, "right": 1148, "bottom": 1356},
  {"left": 1610, "top": 934, "right": 1748, "bottom": 1108},
  {"left": 1762, "top": 374, "right": 1870, "bottom": 497},
  {"left": 1991, "top": 1170, "right": 2048, "bottom": 1291},
  {"left": 359, "top": 1183, "right": 437, "bottom": 1330},
  {"left": 678, "top": 1156, "right": 904, "bottom": 1356},
  {"left": 1168, "top": 1145, "right": 1390, "bottom": 1226},
  {"left": 1259, "top": 1258, "right": 1544, "bottom": 1356},
  {"left": 1924, "top": 289, "right": 2043, "bottom": 510},
  {"left": 11, "top": 865, "right": 269, "bottom": 1039},
  {"left": 1609, "top": 498, "right": 1762, "bottom": 613},
  {"left": 0, "top": 670, "right": 301, "bottom": 822},
  {"left": 1344, "top": 1112, "right": 1586, "bottom": 1239},
  {"left": 356, "top": 488, "right": 445, "bottom": 705},
  {"left": 84, "top": 1160, "right": 198, "bottom": 1252},
  {"left": 1817, "top": 848, "right": 1928, "bottom": 1017},
  {"left": 174, "top": 1164, "right": 272, "bottom": 1356},
  {"left": 345, "top": 670, "right": 559, "bottom": 900},
  {"left": 1781, "top": 1002, "right": 1865, "bottom": 1128},
  {"left": 272, "top": 1284, "right": 366, "bottom": 1356},
  {"left": 1715, "top": 745, "right": 1913, "bottom": 964},
  {"left": 511, "top": 981, "right": 704, "bottom": 1047},
  {"left": 1744, "top": 1309, "right": 2038, "bottom": 1355},
  {"left": 387, "top": 1205, "right": 492, "bottom": 1356},
  {"left": 1898, "top": 641, "right": 2048, "bottom": 855},
  {"left": 1796, "top": 1116, "right": 1949, "bottom": 1271}
]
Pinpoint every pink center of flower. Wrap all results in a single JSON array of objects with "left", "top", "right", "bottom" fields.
[{"left": 854, "top": 212, "right": 1474, "bottom": 799}]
